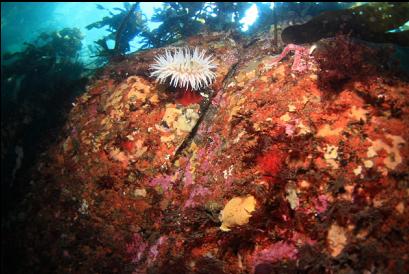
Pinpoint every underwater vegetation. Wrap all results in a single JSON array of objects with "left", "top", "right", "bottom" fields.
[
  {"left": 139, "top": 2, "right": 252, "bottom": 49},
  {"left": 282, "top": 2, "right": 409, "bottom": 46},
  {"left": 2, "top": 2, "right": 409, "bottom": 274},
  {"left": 1, "top": 27, "right": 88, "bottom": 216},
  {"left": 86, "top": 2, "right": 147, "bottom": 59},
  {"left": 83, "top": 2, "right": 355, "bottom": 55}
]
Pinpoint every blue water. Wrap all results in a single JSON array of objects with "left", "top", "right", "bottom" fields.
[
  {"left": 0, "top": 2, "right": 366, "bottom": 65},
  {"left": 1, "top": 2, "right": 163, "bottom": 62}
]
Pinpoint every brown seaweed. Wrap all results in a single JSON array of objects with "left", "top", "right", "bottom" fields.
[{"left": 282, "top": 2, "right": 409, "bottom": 46}]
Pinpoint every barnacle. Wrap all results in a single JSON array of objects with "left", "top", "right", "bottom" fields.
[{"left": 150, "top": 47, "right": 217, "bottom": 90}]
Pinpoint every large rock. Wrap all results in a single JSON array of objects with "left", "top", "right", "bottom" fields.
[{"left": 5, "top": 33, "right": 409, "bottom": 273}]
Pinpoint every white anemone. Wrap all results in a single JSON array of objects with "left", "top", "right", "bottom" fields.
[{"left": 150, "top": 47, "right": 217, "bottom": 90}]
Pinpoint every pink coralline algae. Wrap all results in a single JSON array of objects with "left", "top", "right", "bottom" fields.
[
  {"left": 268, "top": 44, "right": 315, "bottom": 72},
  {"left": 196, "top": 149, "right": 211, "bottom": 172},
  {"left": 211, "top": 90, "right": 226, "bottom": 107},
  {"left": 126, "top": 233, "right": 148, "bottom": 264},
  {"left": 149, "top": 174, "right": 174, "bottom": 191},
  {"left": 183, "top": 162, "right": 194, "bottom": 187},
  {"left": 300, "top": 194, "right": 329, "bottom": 215},
  {"left": 147, "top": 236, "right": 168, "bottom": 265},
  {"left": 252, "top": 241, "right": 298, "bottom": 268},
  {"left": 314, "top": 194, "right": 329, "bottom": 214},
  {"left": 184, "top": 185, "right": 211, "bottom": 208},
  {"left": 284, "top": 123, "right": 296, "bottom": 136}
]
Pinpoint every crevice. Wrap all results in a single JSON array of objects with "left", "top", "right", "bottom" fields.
[{"left": 170, "top": 57, "right": 241, "bottom": 165}]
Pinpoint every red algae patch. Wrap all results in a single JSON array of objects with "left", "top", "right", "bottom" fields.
[{"left": 256, "top": 148, "right": 284, "bottom": 176}]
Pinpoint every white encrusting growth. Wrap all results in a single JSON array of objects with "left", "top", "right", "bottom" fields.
[{"left": 150, "top": 47, "right": 217, "bottom": 90}]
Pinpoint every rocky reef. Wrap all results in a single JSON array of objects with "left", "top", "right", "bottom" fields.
[{"left": 3, "top": 32, "right": 409, "bottom": 273}]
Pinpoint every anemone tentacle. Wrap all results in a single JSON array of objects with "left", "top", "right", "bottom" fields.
[{"left": 150, "top": 47, "right": 217, "bottom": 90}]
